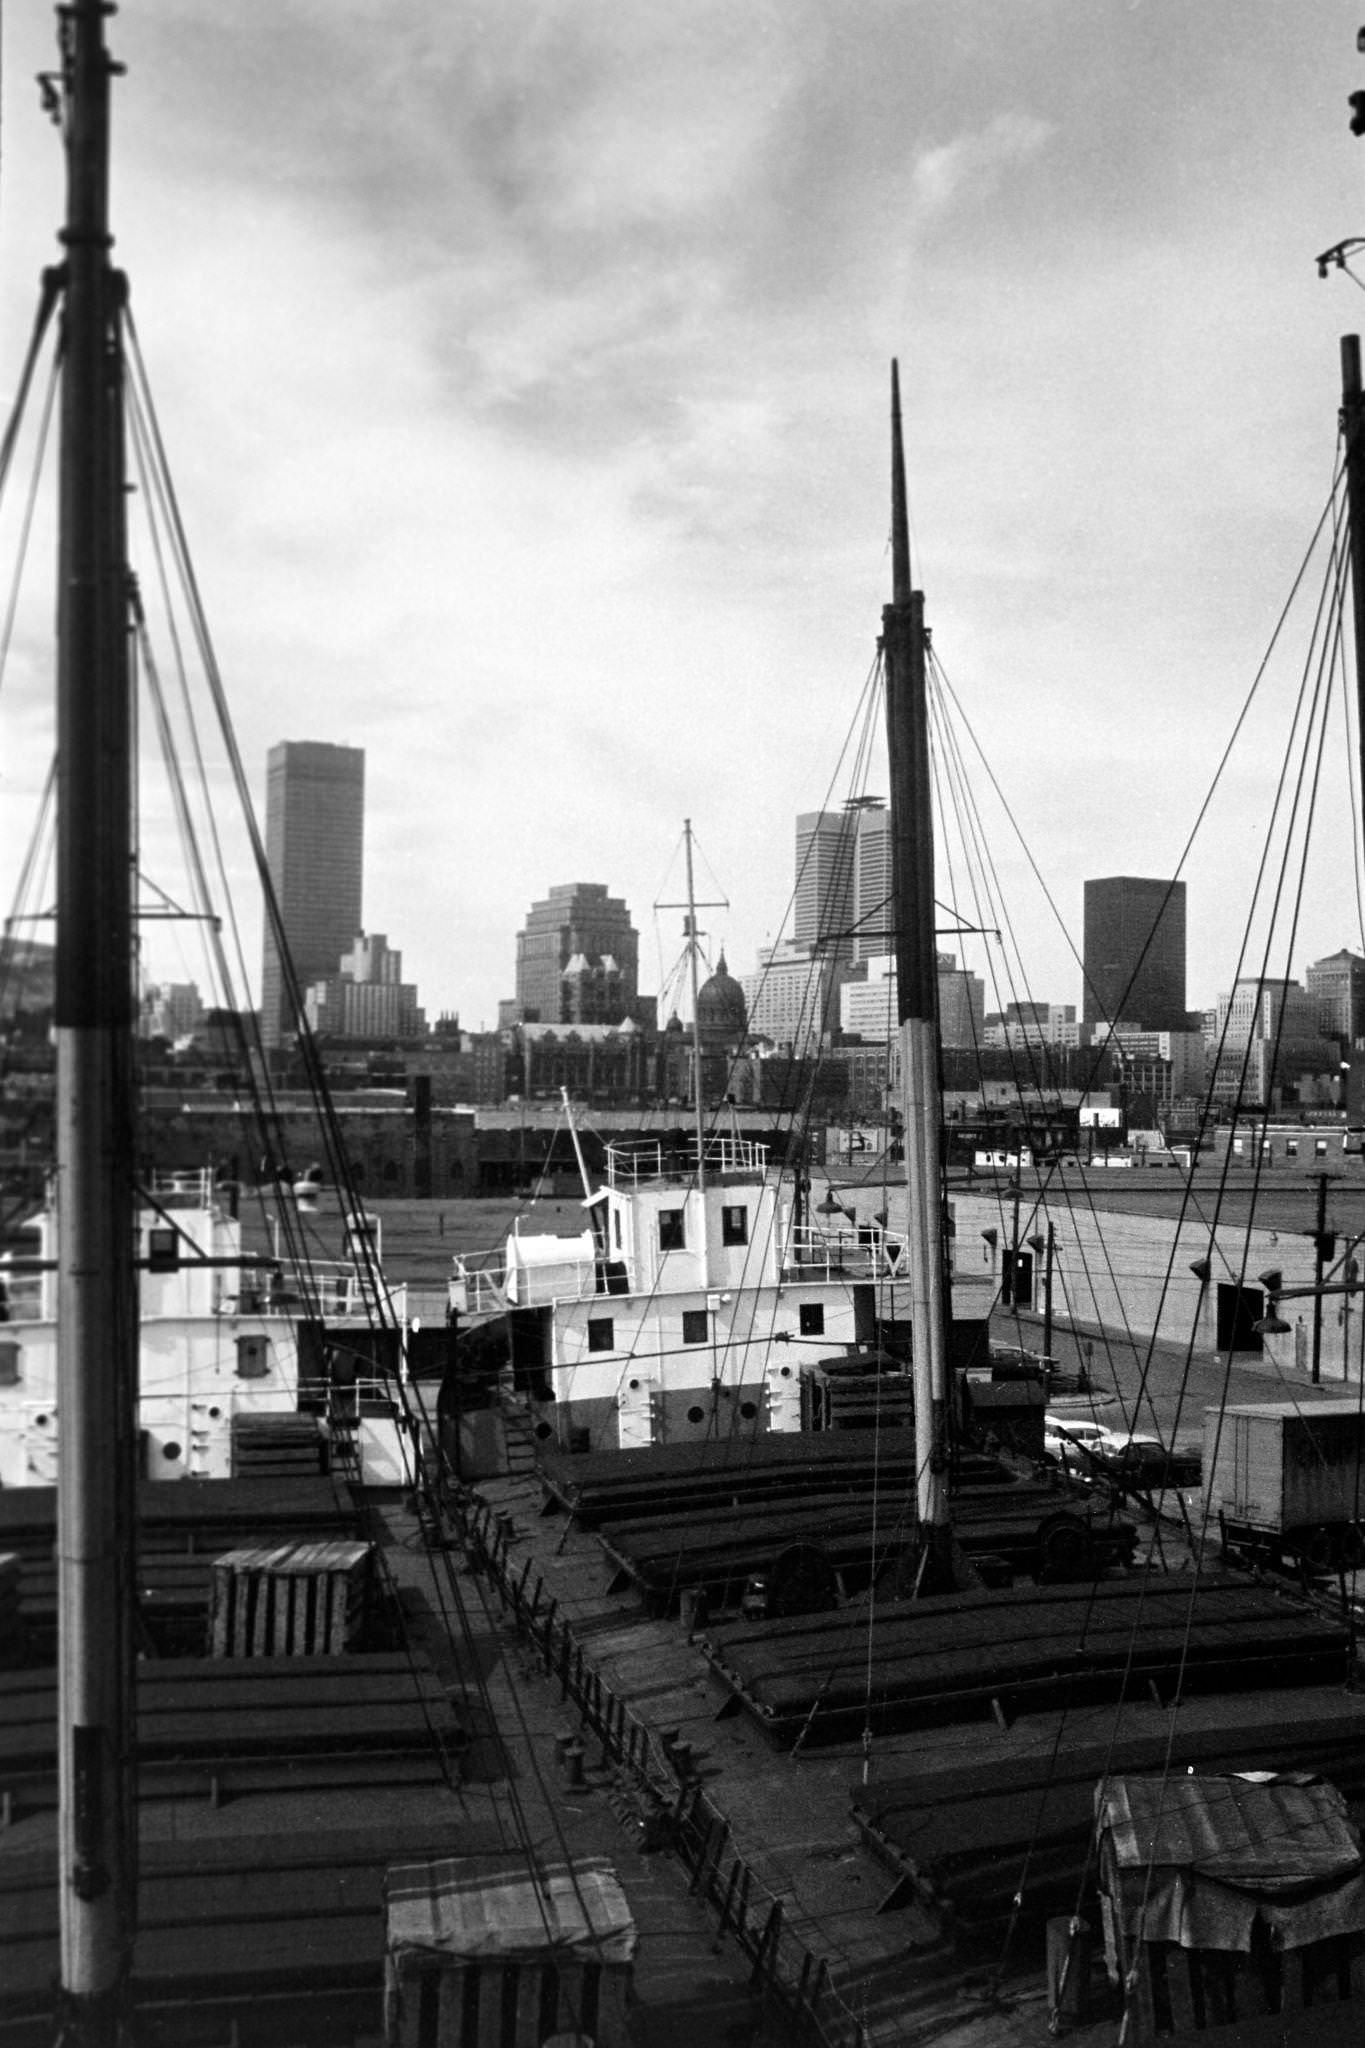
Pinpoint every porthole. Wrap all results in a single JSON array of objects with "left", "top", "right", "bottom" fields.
[
  {"left": 686, "top": 1405, "right": 705, "bottom": 1424},
  {"left": 628, "top": 1378, "right": 640, "bottom": 1391},
  {"left": 778, "top": 1366, "right": 792, "bottom": 1379},
  {"left": 208, "top": 1406, "right": 222, "bottom": 1419},
  {"left": 534, "top": 1421, "right": 554, "bottom": 1440},
  {"left": 34, "top": 1413, "right": 49, "bottom": 1428},
  {"left": 738, "top": 1401, "right": 758, "bottom": 1421},
  {"left": 162, "top": 1441, "right": 182, "bottom": 1462}
]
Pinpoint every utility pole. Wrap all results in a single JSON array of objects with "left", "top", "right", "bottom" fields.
[{"left": 1309, "top": 1172, "right": 1339, "bottom": 1387}]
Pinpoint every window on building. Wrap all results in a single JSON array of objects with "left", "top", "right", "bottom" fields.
[
  {"left": 587, "top": 1318, "right": 614, "bottom": 1353},
  {"left": 612, "top": 1210, "right": 622, "bottom": 1250},
  {"left": 799, "top": 1303, "right": 825, "bottom": 1337},
  {"left": 682, "top": 1309, "right": 708, "bottom": 1344},
  {"left": 0, "top": 1342, "right": 19, "bottom": 1386},
  {"left": 722, "top": 1205, "right": 748, "bottom": 1246},
  {"left": 659, "top": 1209, "right": 686, "bottom": 1251}
]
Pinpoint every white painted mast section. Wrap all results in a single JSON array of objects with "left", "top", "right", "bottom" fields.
[
  {"left": 881, "top": 362, "right": 950, "bottom": 1542},
  {"left": 560, "top": 1085, "right": 593, "bottom": 1201},
  {"left": 683, "top": 818, "right": 709, "bottom": 1284}
]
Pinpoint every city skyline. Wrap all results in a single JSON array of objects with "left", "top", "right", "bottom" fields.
[{"left": 2, "top": 9, "right": 1365, "bottom": 1033}]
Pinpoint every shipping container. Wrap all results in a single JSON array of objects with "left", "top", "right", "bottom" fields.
[{"left": 1202, "top": 1401, "right": 1365, "bottom": 1566}]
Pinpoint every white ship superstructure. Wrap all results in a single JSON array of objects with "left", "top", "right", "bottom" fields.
[
  {"left": 0, "top": 1168, "right": 409, "bottom": 1484},
  {"left": 453, "top": 1135, "right": 994, "bottom": 1452}
]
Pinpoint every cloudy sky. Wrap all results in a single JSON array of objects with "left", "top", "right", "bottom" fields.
[{"left": 3, "top": 1, "right": 1365, "bottom": 1031}]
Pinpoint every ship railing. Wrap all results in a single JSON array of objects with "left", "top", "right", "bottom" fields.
[
  {"left": 451, "top": 1248, "right": 639, "bottom": 1314},
  {"left": 228, "top": 1257, "right": 407, "bottom": 1325},
  {"left": 145, "top": 1166, "right": 217, "bottom": 1209},
  {"left": 784, "top": 1224, "right": 908, "bottom": 1281},
  {"left": 605, "top": 1134, "right": 769, "bottom": 1186}
]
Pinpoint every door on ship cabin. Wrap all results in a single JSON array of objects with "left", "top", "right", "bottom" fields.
[
  {"left": 765, "top": 1358, "right": 802, "bottom": 1432},
  {"left": 617, "top": 1369, "right": 658, "bottom": 1449},
  {"left": 1215, "top": 1283, "right": 1264, "bottom": 1355}
]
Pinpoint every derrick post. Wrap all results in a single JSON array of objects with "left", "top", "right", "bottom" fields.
[
  {"left": 53, "top": 1, "right": 138, "bottom": 2040},
  {"left": 1341, "top": 337, "right": 1365, "bottom": 859},
  {"left": 881, "top": 362, "right": 951, "bottom": 1571}
]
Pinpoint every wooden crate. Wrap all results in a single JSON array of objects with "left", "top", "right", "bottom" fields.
[
  {"left": 384, "top": 1855, "right": 634, "bottom": 2048},
  {"left": 208, "top": 1541, "right": 372, "bottom": 1657}
]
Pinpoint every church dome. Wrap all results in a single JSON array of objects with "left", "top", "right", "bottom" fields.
[{"left": 696, "top": 952, "right": 747, "bottom": 1041}]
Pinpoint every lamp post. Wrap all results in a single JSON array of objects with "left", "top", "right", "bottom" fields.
[
  {"left": 1028, "top": 1224, "right": 1055, "bottom": 1366},
  {"left": 1308, "top": 1172, "right": 1340, "bottom": 1386}
]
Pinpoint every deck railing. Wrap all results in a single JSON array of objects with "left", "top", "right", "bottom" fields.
[
  {"left": 604, "top": 1133, "right": 769, "bottom": 1187},
  {"left": 785, "top": 1225, "right": 908, "bottom": 1282}
]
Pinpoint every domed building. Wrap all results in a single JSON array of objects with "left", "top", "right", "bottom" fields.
[{"left": 696, "top": 953, "right": 748, "bottom": 1051}]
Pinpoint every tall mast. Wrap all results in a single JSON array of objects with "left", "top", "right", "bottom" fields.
[
  {"left": 683, "top": 818, "right": 707, "bottom": 1211},
  {"left": 53, "top": 2, "right": 138, "bottom": 2039},
  {"left": 880, "top": 362, "right": 950, "bottom": 1559},
  {"left": 1340, "top": 337, "right": 1365, "bottom": 827}
]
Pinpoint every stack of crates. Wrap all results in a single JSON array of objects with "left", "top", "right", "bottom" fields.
[
  {"left": 208, "top": 1540, "right": 372, "bottom": 1657},
  {"left": 383, "top": 1854, "right": 635, "bottom": 2047}
]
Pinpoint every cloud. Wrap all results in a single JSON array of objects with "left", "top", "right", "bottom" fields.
[{"left": 908, "top": 112, "right": 1053, "bottom": 226}]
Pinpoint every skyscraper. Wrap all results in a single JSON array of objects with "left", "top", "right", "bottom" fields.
[
  {"left": 1082, "top": 876, "right": 1187, "bottom": 1032},
  {"left": 1305, "top": 949, "right": 1365, "bottom": 1046},
  {"left": 510, "top": 883, "right": 639, "bottom": 1026},
  {"left": 851, "top": 803, "right": 892, "bottom": 964},
  {"left": 793, "top": 810, "right": 857, "bottom": 960},
  {"left": 260, "top": 741, "right": 365, "bottom": 1048}
]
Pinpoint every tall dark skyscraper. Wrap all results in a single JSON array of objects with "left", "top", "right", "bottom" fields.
[
  {"left": 1083, "top": 876, "right": 1187, "bottom": 1030},
  {"left": 511, "top": 882, "right": 639, "bottom": 1025},
  {"left": 260, "top": 741, "right": 365, "bottom": 1047}
]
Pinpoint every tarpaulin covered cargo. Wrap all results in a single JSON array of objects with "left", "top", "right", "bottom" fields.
[
  {"left": 1097, "top": 1774, "right": 1365, "bottom": 2035},
  {"left": 384, "top": 1854, "right": 634, "bottom": 2047}
]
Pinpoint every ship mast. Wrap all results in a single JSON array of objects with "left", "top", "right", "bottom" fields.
[
  {"left": 53, "top": 2, "right": 138, "bottom": 2040},
  {"left": 880, "top": 362, "right": 951, "bottom": 1565},
  {"left": 1340, "top": 337, "right": 1365, "bottom": 826}
]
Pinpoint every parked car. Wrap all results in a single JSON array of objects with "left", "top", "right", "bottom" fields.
[
  {"left": 1042, "top": 1413, "right": 1108, "bottom": 1476},
  {"left": 1091, "top": 1431, "right": 1202, "bottom": 1517}
]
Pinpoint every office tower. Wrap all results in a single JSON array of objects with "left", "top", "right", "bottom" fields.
[
  {"left": 852, "top": 803, "right": 892, "bottom": 963},
  {"left": 304, "top": 933, "right": 425, "bottom": 1040},
  {"left": 793, "top": 810, "right": 857, "bottom": 960},
  {"left": 512, "top": 883, "right": 639, "bottom": 1026},
  {"left": 742, "top": 940, "right": 837, "bottom": 1055},
  {"left": 260, "top": 741, "right": 365, "bottom": 1048},
  {"left": 1082, "top": 876, "right": 1187, "bottom": 1032},
  {"left": 1305, "top": 950, "right": 1365, "bottom": 1046}
]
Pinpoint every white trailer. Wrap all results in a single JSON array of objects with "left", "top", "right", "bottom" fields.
[{"left": 1203, "top": 1399, "right": 1365, "bottom": 1569}]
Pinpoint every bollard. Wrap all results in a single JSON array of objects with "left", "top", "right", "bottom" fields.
[{"left": 1046, "top": 1915, "right": 1092, "bottom": 2028}]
